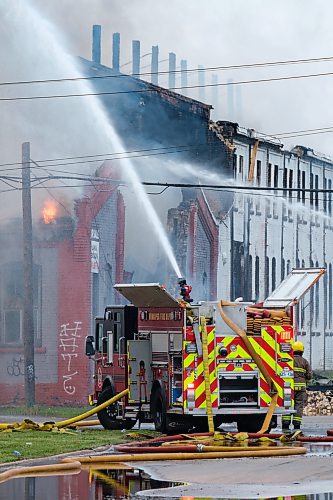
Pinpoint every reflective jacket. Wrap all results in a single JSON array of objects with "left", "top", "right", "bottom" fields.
[{"left": 294, "top": 354, "right": 312, "bottom": 391}]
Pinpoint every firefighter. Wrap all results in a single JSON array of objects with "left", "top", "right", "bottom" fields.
[
  {"left": 282, "top": 341, "right": 312, "bottom": 431},
  {"left": 178, "top": 278, "right": 193, "bottom": 303}
]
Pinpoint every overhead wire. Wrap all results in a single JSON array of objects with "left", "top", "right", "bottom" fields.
[
  {"left": 7, "top": 172, "right": 333, "bottom": 194},
  {"left": 3, "top": 125, "right": 333, "bottom": 174},
  {"left": 0, "top": 143, "right": 228, "bottom": 172},
  {"left": 4, "top": 70, "right": 333, "bottom": 102},
  {"left": 2, "top": 54, "right": 333, "bottom": 87}
]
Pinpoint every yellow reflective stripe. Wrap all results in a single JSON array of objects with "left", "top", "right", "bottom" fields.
[
  {"left": 197, "top": 359, "right": 216, "bottom": 408},
  {"left": 184, "top": 352, "right": 195, "bottom": 369},
  {"left": 260, "top": 374, "right": 272, "bottom": 405},
  {"left": 294, "top": 367, "right": 306, "bottom": 373},
  {"left": 260, "top": 349, "right": 283, "bottom": 400}
]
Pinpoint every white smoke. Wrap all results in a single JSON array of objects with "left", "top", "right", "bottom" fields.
[{"left": 31, "top": 0, "right": 333, "bottom": 155}]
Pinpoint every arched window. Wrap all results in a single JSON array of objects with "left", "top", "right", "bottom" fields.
[
  {"left": 287, "top": 259, "right": 291, "bottom": 276},
  {"left": 310, "top": 260, "right": 314, "bottom": 328},
  {"left": 329, "top": 264, "right": 333, "bottom": 330},
  {"left": 255, "top": 256, "right": 260, "bottom": 302},
  {"left": 272, "top": 257, "right": 276, "bottom": 291},
  {"left": 281, "top": 258, "right": 285, "bottom": 281},
  {"left": 315, "top": 261, "right": 320, "bottom": 327},
  {"left": 324, "top": 263, "right": 328, "bottom": 331},
  {"left": 300, "top": 260, "right": 306, "bottom": 330},
  {"left": 248, "top": 255, "right": 253, "bottom": 302},
  {"left": 265, "top": 257, "right": 270, "bottom": 297}
]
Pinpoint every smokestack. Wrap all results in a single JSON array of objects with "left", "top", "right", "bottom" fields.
[
  {"left": 112, "top": 32, "right": 120, "bottom": 73},
  {"left": 169, "top": 52, "right": 176, "bottom": 89},
  {"left": 92, "top": 25, "right": 101, "bottom": 64},
  {"left": 236, "top": 85, "right": 243, "bottom": 123},
  {"left": 227, "top": 78, "right": 235, "bottom": 119},
  {"left": 180, "top": 59, "right": 188, "bottom": 96},
  {"left": 198, "top": 65, "right": 205, "bottom": 102},
  {"left": 151, "top": 45, "right": 159, "bottom": 85},
  {"left": 132, "top": 40, "right": 140, "bottom": 77},
  {"left": 212, "top": 74, "right": 218, "bottom": 118}
]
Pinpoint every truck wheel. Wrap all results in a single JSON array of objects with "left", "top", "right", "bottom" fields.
[
  {"left": 151, "top": 386, "right": 167, "bottom": 433},
  {"left": 97, "top": 386, "right": 136, "bottom": 430}
]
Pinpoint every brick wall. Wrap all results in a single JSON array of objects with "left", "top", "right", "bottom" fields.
[{"left": 0, "top": 179, "right": 124, "bottom": 406}]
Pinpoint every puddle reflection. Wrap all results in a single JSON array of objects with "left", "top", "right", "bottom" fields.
[
  {"left": 1, "top": 467, "right": 333, "bottom": 499},
  {"left": 0, "top": 466, "right": 183, "bottom": 500}
]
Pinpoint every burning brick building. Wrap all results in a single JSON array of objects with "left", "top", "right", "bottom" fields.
[{"left": 0, "top": 170, "right": 124, "bottom": 405}]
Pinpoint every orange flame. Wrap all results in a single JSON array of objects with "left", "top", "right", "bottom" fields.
[{"left": 42, "top": 200, "right": 57, "bottom": 224}]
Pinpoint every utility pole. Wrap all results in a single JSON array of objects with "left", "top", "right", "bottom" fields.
[{"left": 22, "top": 141, "right": 35, "bottom": 406}]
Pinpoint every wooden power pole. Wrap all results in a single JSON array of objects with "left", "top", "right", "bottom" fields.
[{"left": 22, "top": 141, "right": 35, "bottom": 406}]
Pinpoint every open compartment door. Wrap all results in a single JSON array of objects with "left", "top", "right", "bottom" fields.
[
  {"left": 263, "top": 268, "right": 325, "bottom": 308},
  {"left": 114, "top": 283, "right": 179, "bottom": 307}
]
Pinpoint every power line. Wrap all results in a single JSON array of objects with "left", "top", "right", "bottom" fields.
[
  {"left": 2, "top": 124, "right": 333, "bottom": 175},
  {"left": 20, "top": 174, "right": 333, "bottom": 193},
  {"left": 2, "top": 54, "right": 333, "bottom": 87},
  {"left": 273, "top": 126, "right": 333, "bottom": 139},
  {"left": 3, "top": 69, "right": 333, "bottom": 102},
  {"left": 0, "top": 143, "right": 214, "bottom": 172}
]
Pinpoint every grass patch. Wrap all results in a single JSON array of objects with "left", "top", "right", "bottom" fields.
[
  {"left": 0, "top": 429, "right": 159, "bottom": 464},
  {"left": 0, "top": 406, "right": 90, "bottom": 419}
]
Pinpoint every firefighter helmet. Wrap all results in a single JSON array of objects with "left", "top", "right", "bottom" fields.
[{"left": 293, "top": 341, "right": 304, "bottom": 352}]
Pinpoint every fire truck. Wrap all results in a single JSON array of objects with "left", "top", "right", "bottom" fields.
[{"left": 85, "top": 268, "right": 324, "bottom": 433}]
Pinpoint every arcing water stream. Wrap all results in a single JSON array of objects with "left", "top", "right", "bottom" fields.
[{"left": 1, "top": 0, "right": 182, "bottom": 279}]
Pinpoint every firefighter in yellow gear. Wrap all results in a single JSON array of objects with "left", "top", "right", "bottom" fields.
[{"left": 282, "top": 341, "right": 312, "bottom": 431}]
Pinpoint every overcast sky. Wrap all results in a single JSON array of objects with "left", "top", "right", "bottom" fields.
[{"left": 30, "top": 0, "right": 333, "bottom": 154}]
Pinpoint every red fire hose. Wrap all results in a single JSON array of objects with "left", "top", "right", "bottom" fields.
[{"left": 114, "top": 431, "right": 333, "bottom": 453}]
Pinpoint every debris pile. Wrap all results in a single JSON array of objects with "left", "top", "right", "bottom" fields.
[{"left": 304, "top": 391, "right": 333, "bottom": 415}]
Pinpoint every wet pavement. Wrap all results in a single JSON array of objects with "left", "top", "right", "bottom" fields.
[{"left": 0, "top": 415, "right": 333, "bottom": 499}]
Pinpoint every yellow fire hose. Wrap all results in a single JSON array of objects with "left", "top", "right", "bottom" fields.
[
  {"left": 0, "top": 388, "right": 129, "bottom": 432},
  {"left": 0, "top": 461, "right": 81, "bottom": 483},
  {"left": 200, "top": 316, "right": 215, "bottom": 433},
  {"left": 217, "top": 301, "right": 278, "bottom": 434},
  {"left": 63, "top": 446, "right": 306, "bottom": 464},
  {"left": 90, "top": 469, "right": 130, "bottom": 497},
  {"left": 68, "top": 420, "right": 100, "bottom": 428}
]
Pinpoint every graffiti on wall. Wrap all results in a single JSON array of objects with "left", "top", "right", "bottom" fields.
[
  {"left": 59, "top": 321, "right": 82, "bottom": 395},
  {"left": 7, "top": 356, "right": 24, "bottom": 377}
]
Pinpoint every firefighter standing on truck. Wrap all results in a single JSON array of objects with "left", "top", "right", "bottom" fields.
[{"left": 282, "top": 341, "right": 312, "bottom": 431}]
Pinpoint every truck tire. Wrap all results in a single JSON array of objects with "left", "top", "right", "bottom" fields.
[
  {"left": 97, "top": 386, "right": 136, "bottom": 430},
  {"left": 151, "top": 386, "right": 167, "bottom": 433}
]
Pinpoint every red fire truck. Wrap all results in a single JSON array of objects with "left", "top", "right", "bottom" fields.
[{"left": 85, "top": 268, "right": 324, "bottom": 433}]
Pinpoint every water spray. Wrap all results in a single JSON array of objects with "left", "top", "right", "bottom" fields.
[{"left": 4, "top": 0, "right": 181, "bottom": 278}]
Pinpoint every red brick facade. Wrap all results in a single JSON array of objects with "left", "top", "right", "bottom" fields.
[
  {"left": 168, "top": 190, "right": 219, "bottom": 301},
  {"left": 0, "top": 176, "right": 125, "bottom": 406}
]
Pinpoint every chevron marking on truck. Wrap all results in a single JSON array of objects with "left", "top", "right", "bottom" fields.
[{"left": 184, "top": 324, "right": 294, "bottom": 411}]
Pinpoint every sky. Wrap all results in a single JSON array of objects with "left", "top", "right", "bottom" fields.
[
  {"left": 30, "top": 0, "right": 333, "bottom": 153},
  {"left": 1, "top": 0, "right": 333, "bottom": 277}
]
